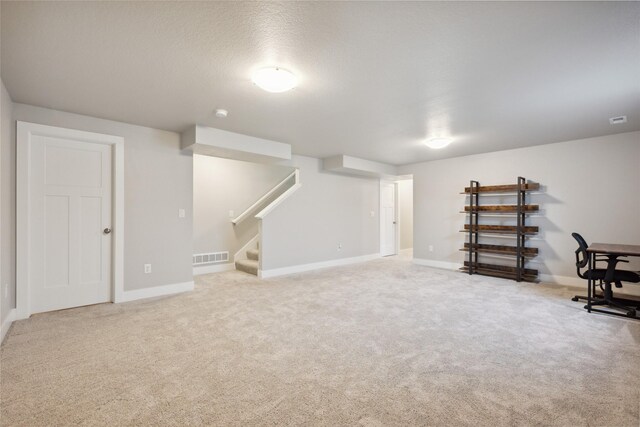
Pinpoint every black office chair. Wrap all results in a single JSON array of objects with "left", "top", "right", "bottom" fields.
[{"left": 571, "top": 232, "right": 640, "bottom": 317}]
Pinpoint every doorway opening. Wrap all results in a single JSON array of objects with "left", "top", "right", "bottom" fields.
[
  {"left": 380, "top": 178, "right": 413, "bottom": 258},
  {"left": 397, "top": 178, "right": 413, "bottom": 259}
]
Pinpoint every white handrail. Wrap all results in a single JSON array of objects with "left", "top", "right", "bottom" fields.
[
  {"left": 231, "top": 169, "right": 298, "bottom": 225},
  {"left": 255, "top": 182, "right": 302, "bottom": 220}
]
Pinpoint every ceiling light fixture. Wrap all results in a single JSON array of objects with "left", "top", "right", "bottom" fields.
[
  {"left": 215, "top": 109, "right": 228, "bottom": 118},
  {"left": 252, "top": 67, "right": 298, "bottom": 93},
  {"left": 425, "top": 137, "right": 452, "bottom": 149}
]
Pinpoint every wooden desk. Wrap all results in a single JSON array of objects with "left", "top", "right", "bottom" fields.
[
  {"left": 585, "top": 243, "right": 640, "bottom": 318},
  {"left": 588, "top": 243, "right": 640, "bottom": 257}
]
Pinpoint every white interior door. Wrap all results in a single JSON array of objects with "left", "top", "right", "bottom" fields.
[
  {"left": 380, "top": 181, "right": 397, "bottom": 257},
  {"left": 29, "top": 134, "right": 112, "bottom": 313}
]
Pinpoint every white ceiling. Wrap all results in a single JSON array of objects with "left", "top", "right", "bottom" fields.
[{"left": 2, "top": 1, "right": 639, "bottom": 165}]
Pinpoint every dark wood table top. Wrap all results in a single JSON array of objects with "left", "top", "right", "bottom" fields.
[{"left": 588, "top": 243, "right": 640, "bottom": 257}]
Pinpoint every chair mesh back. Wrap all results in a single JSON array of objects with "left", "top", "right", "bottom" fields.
[{"left": 572, "top": 232, "right": 589, "bottom": 268}]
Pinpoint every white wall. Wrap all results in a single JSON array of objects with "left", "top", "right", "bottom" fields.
[
  {"left": 400, "top": 131, "right": 640, "bottom": 286},
  {"left": 11, "top": 103, "right": 193, "bottom": 292},
  {"left": 398, "top": 179, "right": 413, "bottom": 250},
  {"left": 260, "top": 155, "right": 380, "bottom": 272},
  {"left": 193, "top": 154, "right": 293, "bottom": 260},
  {"left": 1, "top": 78, "right": 15, "bottom": 326}
]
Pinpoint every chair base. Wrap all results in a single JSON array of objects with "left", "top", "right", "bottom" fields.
[
  {"left": 584, "top": 306, "right": 638, "bottom": 319},
  {"left": 573, "top": 294, "right": 639, "bottom": 319},
  {"left": 588, "top": 299, "right": 637, "bottom": 318}
]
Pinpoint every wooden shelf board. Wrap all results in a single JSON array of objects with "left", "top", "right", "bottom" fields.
[
  {"left": 461, "top": 243, "right": 538, "bottom": 257},
  {"left": 463, "top": 205, "right": 539, "bottom": 213},
  {"left": 463, "top": 261, "right": 538, "bottom": 276},
  {"left": 463, "top": 183, "right": 540, "bottom": 194},
  {"left": 459, "top": 230, "right": 537, "bottom": 236},
  {"left": 459, "top": 267, "right": 538, "bottom": 282},
  {"left": 459, "top": 191, "right": 542, "bottom": 195},
  {"left": 461, "top": 225, "right": 538, "bottom": 235},
  {"left": 460, "top": 249, "right": 538, "bottom": 258},
  {"left": 463, "top": 243, "right": 538, "bottom": 253}
]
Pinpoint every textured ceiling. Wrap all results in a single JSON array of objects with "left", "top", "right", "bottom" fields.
[{"left": 2, "top": 1, "right": 639, "bottom": 165}]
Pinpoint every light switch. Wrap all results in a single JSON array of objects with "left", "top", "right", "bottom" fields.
[
  {"left": 229, "top": 210, "right": 235, "bottom": 218},
  {"left": 178, "top": 208, "right": 186, "bottom": 218},
  {"left": 370, "top": 211, "right": 375, "bottom": 217}
]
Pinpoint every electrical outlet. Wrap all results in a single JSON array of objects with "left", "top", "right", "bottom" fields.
[
  {"left": 144, "top": 264, "right": 152, "bottom": 274},
  {"left": 178, "top": 208, "right": 185, "bottom": 218},
  {"left": 429, "top": 245, "right": 434, "bottom": 252}
]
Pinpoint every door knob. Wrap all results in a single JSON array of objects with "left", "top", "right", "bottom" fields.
[{"left": 103, "top": 228, "right": 112, "bottom": 234}]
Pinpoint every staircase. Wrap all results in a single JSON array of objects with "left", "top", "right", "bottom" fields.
[
  {"left": 231, "top": 168, "right": 301, "bottom": 278},
  {"left": 235, "top": 248, "right": 259, "bottom": 276}
]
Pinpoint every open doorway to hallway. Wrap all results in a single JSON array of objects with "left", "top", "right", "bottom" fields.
[{"left": 397, "top": 178, "right": 413, "bottom": 259}]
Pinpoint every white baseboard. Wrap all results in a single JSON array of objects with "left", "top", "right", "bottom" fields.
[
  {"left": 260, "top": 253, "right": 381, "bottom": 279},
  {"left": 538, "top": 274, "right": 640, "bottom": 297},
  {"left": 194, "top": 263, "right": 235, "bottom": 276},
  {"left": 412, "top": 258, "right": 459, "bottom": 271},
  {"left": 118, "top": 281, "right": 194, "bottom": 303},
  {"left": 538, "top": 274, "right": 585, "bottom": 288},
  {"left": 411, "top": 258, "right": 640, "bottom": 296},
  {"left": 1, "top": 308, "right": 16, "bottom": 345},
  {"left": 413, "top": 258, "right": 585, "bottom": 287}
]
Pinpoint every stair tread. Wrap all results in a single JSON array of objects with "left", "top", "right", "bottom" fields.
[
  {"left": 236, "top": 259, "right": 258, "bottom": 266},
  {"left": 246, "top": 249, "right": 259, "bottom": 260},
  {"left": 235, "top": 259, "right": 258, "bottom": 275}
]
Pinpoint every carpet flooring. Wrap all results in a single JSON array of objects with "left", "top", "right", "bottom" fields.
[{"left": 1, "top": 255, "right": 639, "bottom": 426}]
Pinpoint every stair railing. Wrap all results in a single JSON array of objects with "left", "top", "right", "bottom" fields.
[{"left": 231, "top": 169, "right": 299, "bottom": 225}]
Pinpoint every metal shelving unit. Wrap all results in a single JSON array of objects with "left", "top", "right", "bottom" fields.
[{"left": 459, "top": 177, "right": 540, "bottom": 282}]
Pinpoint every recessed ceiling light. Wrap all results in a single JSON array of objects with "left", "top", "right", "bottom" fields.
[
  {"left": 215, "top": 109, "right": 228, "bottom": 118},
  {"left": 252, "top": 67, "right": 298, "bottom": 93},
  {"left": 425, "top": 137, "right": 452, "bottom": 149},
  {"left": 609, "top": 115, "right": 627, "bottom": 125}
]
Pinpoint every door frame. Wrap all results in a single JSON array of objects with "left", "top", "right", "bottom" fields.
[
  {"left": 379, "top": 180, "right": 399, "bottom": 256},
  {"left": 16, "top": 121, "right": 124, "bottom": 319}
]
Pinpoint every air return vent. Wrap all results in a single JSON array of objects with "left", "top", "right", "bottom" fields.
[
  {"left": 609, "top": 116, "right": 627, "bottom": 125},
  {"left": 193, "top": 251, "right": 229, "bottom": 266}
]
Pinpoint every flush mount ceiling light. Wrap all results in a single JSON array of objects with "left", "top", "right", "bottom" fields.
[
  {"left": 252, "top": 67, "right": 298, "bottom": 93},
  {"left": 425, "top": 137, "right": 452, "bottom": 149},
  {"left": 214, "top": 109, "right": 228, "bottom": 118}
]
